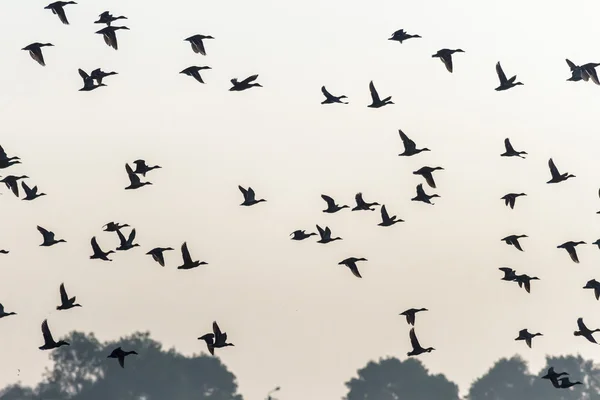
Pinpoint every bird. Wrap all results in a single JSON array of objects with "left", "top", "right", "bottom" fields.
[
  {"left": 107, "top": 347, "right": 138, "bottom": 368},
  {"left": 400, "top": 308, "right": 428, "bottom": 326},
  {"left": 411, "top": 184, "right": 440, "bottom": 205},
  {"left": 338, "top": 257, "right": 367, "bottom": 278},
  {"left": 39, "top": 320, "right": 69, "bottom": 350},
  {"left": 103, "top": 222, "right": 129, "bottom": 232},
  {"left": 541, "top": 367, "right": 569, "bottom": 388},
  {"left": 90, "top": 237, "right": 114, "bottom": 261},
  {"left": 378, "top": 204, "right": 403, "bottom": 227},
  {"left": 180, "top": 66, "right": 212, "bottom": 84},
  {"left": 398, "top": 129, "right": 430, "bottom": 156},
  {"left": 499, "top": 267, "right": 518, "bottom": 281},
  {"left": 96, "top": 26, "right": 130, "bottom": 50},
  {"left": 78, "top": 69, "right": 106, "bottom": 91},
  {"left": 352, "top": 192, "right": 380, "bottom": 211},
  {"left": 56, "top": 283, "right": 81, "bottom": 311},
  {"left": 0, "top": 145, "right": 20, "bottom": 169},
  {"left": 367, "top": 81, "right": 393, "bottom": 108},
  {"left": 388, "top": 29, "right": 421, "bottom": 43},
  {"left": 547, "top": 158, "right": 575, "bottom": 183},
  {"left": 432, "top": 49, "right": 464, "bottom": 73},
  {"left": 146, "top": 247, "right": 174, "bottom": 267},
  {"left": 321, "top": 86, "right": 348, "bottom": 104},
  {"left": 557, "top": 241, "right": 586, "bottom": 263},
  {"left": 133, "top": 160, "right": 161, "bottom": 177},
  {"left": 44, "top": 1, "right": 76, "bottom": 25},
  {"left": 21, "top": 181, "right": 46, "bottom": 201},
  {"left": 501, "top": 234, "right": 528, "bottom": 251},
  {"left": 574, "top": 317, "right": 600, "bottom": 344},
  {"left": 90, "top": 68, "right": 117, "bottom": 85},
  {"left": 583, "top": 279, "right": 600, "bottom": 300},
  {"left": 184, "top": 34, "right": 215, "bottom": 55},
  {"left": 515, "top": 329, "right": 542, "bottom": 348},
  {"left": 495, "top": 62, "right": 524, "bottom": 91},
  {"left": 566, "top": 59, "right": 586, "bottom": 82},
  {"left": 316, "top": 225, "right": 342, "bottom": 244},
  {"left": 0, "top": 250, "right": 8, "bottom": 255},
  {"left": 407, "top": 328, "right": 435, "bottom": 356},
  {"left": 501, "top": 193, "right": 526, "bottom": 209},
  {"left": 37, "top": 226, "right": 66, "bottom": 247},
  {"left": 514, "top": 274, "right": 539, "bottom": 294},
  {"left": 0, "top": 303, "right": 16, "bottom": 319},
  {"left": 321, "top": 194, "right": 349, "bottom": 213},
  {"left": 125, "top": 163, "right": 152, "bottom": 190},
  {"left": 413, "top": 167, "right": 444, "bottom": 189},
  {"left": 230, "top": 75, "right": 262, "bottom": 91},
  {"left": 116, "top": 229, "right": 140, "bottom": 251},
  {"left": 501, "top": 138, "right": 527, "bottom": 158},
  {"left": 177, "top": 242, "right": 207, "bottom": 270},
  {"left": 239, "top": 185, "right": 266, "bottom": 206},
  {"left": 22, "top": 43, "right": 54, "bottom": 66},
  {"left": 1, "top": 175, "right": 28, "bottom": 197},
  {"left": 556, "top": 377, "right": 583, "bottom": 389},
  {"left": 94, "top": 11, "right": 127, "bottom": 26},
  {"left": 198, "top": 321, "right": 234, "bottom": 356},
  {"left": 290, "top": 230, "right": 317, "bottom": 241},
  {"left": 593, "top": 238, "right": 600, "bottom": 249}
]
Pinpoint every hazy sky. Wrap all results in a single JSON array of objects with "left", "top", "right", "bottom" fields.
[{"left": 3, "top": 0, "right": 600, "bottom": 399}]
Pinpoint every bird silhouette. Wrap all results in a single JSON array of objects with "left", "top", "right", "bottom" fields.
[
  {"left": 501, "top": 193, "right": 526, "bottom": 209},
  {"left": 338, "top": 257, "right": 367, "bottom": 278},
  {"left": 495, "top": 62, "right": 524, "bottom": 91},
  {"left": 378, "top": 205, "right": 403, "bottom": 227},
  {"left": 413, "top": 166, "right": 443, "bottom": 188},
  {"left": 230, "top": 75, "right": 262, "bottom": 91},
  {"left": 557, "top": 241, "right": 586, "bottom": 263},
  {"left": 1, "top": 175, "right": 28, "bottom": 197},
  {"left": 432, "top": 48, "right": 464, "bottom": 73},
  {"left": 411, "top": 184, "right": 440, "bottom": 205},
  {"left": 400, "top": 308, "right": 428, "bottom": 326},
  {"left": 116, "top": 228, "right": 140, "bottom": 251},
  {"left": 321, "top": 86, "right": 348, "bottom": 104},
  {"left": 514, "top": 274, "right": 539, "bottom": 293},
  {"left": 90, "top": 237, "right": 114, "bottom": 261},
  {"left": 78, "top": 69, "right": 106, "bottom": 91},
  {"left": 133, "top": 160, "right": 161, "bottom": 177},
  {"left": 21, "top": 181, "right": 46, "bottom": 201},
  {"left": 96, "top": 26, "right": 130, "bottom": 50},
  {"left": 184, "top": 34, "right": 215, "bottom": 55},
  {"left": 321, "top": 194, "right": 348, "bottom": 213},
  {"left": 239, "top": 185, "right": 266, "bottom": 206},
  {"left": 515, "top": 329, "right": 542, "bottom": 348},
  {"left": 388, "top": 29, "right": 421, "bottom": 43},
  {"left": 290, "top": 230, "right": 317, "bottom": 241},
  {"left": 107, "top": 347, "right": 138, "bottom": 368},
  {"left": 39, "top": 319, "right": 69, "bottom": 350},
  {"left": 37, "top": 226, "right": 66, "bottom": 247},
  {"left": 352, "top": 192, "right": 380, "bottom": 211},
  {"left": 501, "top": 234, "right": 528, "bottom": 251},
  {"left": 56, "top": 283, "right": 81, "bottom": 311},
  {"left": 367, "top": 81, "right": 393, "bottom": 108},
  {"left": 125, "top": 163, "right": 152, "bottom": 190},
  {"left": 583, "top": 279, "right": 600, "bottom": 300},
  {"left": 316, "top": 225, "right": 342, "bottom": 244},
  {"left": 22, "top": 43, "right": 53, "bottom": 66},
  {"left": 198, "top": 321, "right": 235, "bottom": 355},
  {"left": 547, "top": 158, "right": 575, "bottom": 183},
  {"left": 574, "top": 317, "right": 600, "bottom": 344},
  {"left": 407, "top": 328, "right": 435, "bottom": 356},
  {"left": 501, "top": 138, "right": 527, "bottom": 158},
  {"left": 146, "top": 247, "right": 174, "bottom": 267},
  {"left": 398, "top": 129, "right": 430, "bottom": 156},
  {"left": 0, "top": 303, "right": 16, "bottom": 319},
  {"left": 44, "top": 1, "right": 76, "bottom": 25},
  {"left": 180, "top": 66, "right": 212, "bottom": 84},
  {"left": 177, "top": 242, "right": 207, "bottom": 270},
  {"left": 90, "top": 68, "right": 118, "bottom": 85},
  {"left": 94, "top": 11, "right": 127, "bottom": 26}
]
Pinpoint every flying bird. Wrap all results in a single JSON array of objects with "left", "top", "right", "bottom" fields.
[
  {"left": 556, "top": 377, "right": 583, "bottom": 389},
  {"left": 56, "top": 283, "right": 81, "bottom": 311},
  {"left": 184, "top": 34, "right": 215, "bottom": 55},
  {"left": 78, "top": 69, "right": 106, "bottom": 91},
  {"left": 501, "top": 193, "right": 526, "bottom": 209},
  {"left": 352, "top": 193, "right": 380, "bottom": 211},
  {"left": 501, "top": 234, "right": 528, "bottom": 251},
  {"left": 398, "top": 129, "right": 430, "bottom": 156},
  {"left": 90, "top": 237, "right": 114, "bottom": 261},
  {"left": 96, "top": 26, "right": 130, "bottom": 50},
  {"left": 499, "top": 267, "right": 518, "bottom": 281},
  {"left": 21, "top": 181, "right": 46, "bottom": 201},
  {"left": 411, "top": 184, "right": 440, "bottom": 205},
  {"left": 400, "top": 308, "right": 428, "bottom": 326},
  {"left": 116, "top": 228, "right": 140, "bottom": 251},
  {"left": 290, "top": 230, "right": 317, "bottom": 241},
  {"left": 230, "top": 74, "right": 262, "bottom": 91},
  {"left": 107, "top": 347, "right": 138, "bottom": 368},
  {"left": 321, "top": 194, "right": 349, "bottom": 213},
  {"left": 0, "top": 145, "right": 20, "bottom": 169},
  {"left": 413, "top": 166, "right": 443, "bottom": 188},
  {"left": 180, "top": 66, "right": 212, "bottom": 84},
  {"left": 198, "top": 321, "right": 234, "bottom": 356},
  {"left": 133, "top": 160, "right": 161, "bottom": 177},
  {"left": 94, "top": 11, "right": 127, "bottom": 26},
  {"left": 321, "top": 86, "right": 348, "bottom": 104},
  {"left": 367, "top": 81, "right": 393, "bottom": 108},
  {"left": 495, "top": 62, "right": 524, "bottom": 91},
  {"left": 338, "top": 257, "right": 367, "bottom": 278},
  {"left": 566, "top": 59, "right": 600, "bottom": 84},
  {"left": 574, "top": 317, "right": 600, "bottom": 344},
  {"left": 0, "top": 303, "right": 16, "bottom": 319},
  {"left": 378, "top": 204, "right": 403, "bottom": 227},
  {"left": 407, "top": 328, "right": 434, "bottom": 356},
  {"left": 103, "top": 222, "right": 129, "bottom": 232},
  {"left": 0, "top": 250, "right": 9, "bottom": 255},
  {"left": 541, "top": 367, "right": 569, "bottom": 388},
  {"left": 432, "top": 49, "right": 464, "bottom": 73},
  {"left": 239, "top": 185, "right": 266, "bottom": 206},
  {"left": 1, "top": 175, "right": 28, "bottom": 197},
  {"left": 125, "top": 163, "right": 152, "bottom": 190},
  {"left": 146, "top": 247, "right": 174, "bottom": 267},
  {"left": 583, "top": 279, "right": 600, "bottom": 300},
  {"left": 39, "top": 319, "right": 69, "bottom": 350},
  {"left": 22, "top": 43, "right": 54, "bottom": 66},
  {"left": 37, "top": 226, "right": 66, "bottom": 247},
  {"left": 177, "top": 242, "right": 207, "bottom": 270},
  {"left": 557, "top": 241, "right": 586, "bottom": 263},
  {"left": 515, "top": 329, "right": 542, "bottom": 348},
  {"left": 514, "top": 274, "right": 539, "bottom": 293},
  {"left": 90, "top": 68, "right": 117, "bottom": 85},
  {"left": 388, "top": 29, "right": 421, "bottom": 43},
  {"left": 44, "top": 1, "right": 76, "bottom": 25},
  {"left": 501, "top": 138, "right": 527, "bottom": 158},
  {"left": 316, "top": 225, "right": 342, "bottom": 244},
  {"left": 547, "top": 158, "right": 575, "bottom": 183}
]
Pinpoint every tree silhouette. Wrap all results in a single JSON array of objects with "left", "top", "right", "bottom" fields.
[
  {"left": 0, "top": 331, "right": 243, "bottom": 400},
  {"left": 467, "top": 356, "right": 535, "bottom": 400},
  {"left": 344, "top": 357, "right": 459, "bottom": 400}
]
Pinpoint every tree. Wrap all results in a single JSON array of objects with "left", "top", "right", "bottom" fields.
[
  {"left": 0, "top": 331, "right": 243, "bottom": 400},
  {"left": 344, "top": 357, "right": 460, "bottom": 400},
  {"left": 467, "top": 356, "right": 535, "bottom": 400}
]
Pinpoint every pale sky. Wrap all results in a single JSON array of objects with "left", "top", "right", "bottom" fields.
[{"left": 2, "top": 1, "right": 600, "bottom": 399}]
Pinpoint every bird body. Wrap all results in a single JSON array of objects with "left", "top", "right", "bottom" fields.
[
  {"left": 239, "top": 185, "right": 266, "bottom": 206},
  {"left": 78, "top": 69, "right": 106, "bottom": 91},
  {"left": 413, "top": 166, "right": 443, "bottom": 188},
  {"left": 185, "top": 34, "right": 214, "bottom": 55},
  {"left": 389, "top": 29, "right": 421, "bottom": 43},
  {"left": 21, "top": 181, "right": 46, "bottom": 200},
  {"left": 547, "top": 158, "right": 575, "bottom": 183},
  {"left": 146, "top": 247, "right": 174, "bottom": 266},
  {"left": 338, "top": 257, "right": 367, "bottom": 278},
  {"left": 44, "top": 1, "right": 76, "bottom": 25},
  {"left": 316, "top": 225, "right": 342, "bottom": 244},
  {"left": 90, "top": 237, "right": 114, "bottom": 261},
  {"left": 125, "top": 163, "right": 152, "bottom": 189},
  {"left": 56, "top": 283, "right": 81, "bottom": 310},
  {"left": 378, "top": 204, "right": 403, "bottom": 227},
  {"left": 180, "top": 66, "right": 212, "bottom": 84},
  {"left": 368, "top": 81, "right": 393, "bottom": 108},
  {"left": 514, "top": 274, "right": 539, "bottom": 293},
  {"left": 400, "top": 308, "right": 428, "bottom": 325},
  {"left": 177, "top": 242, "right": 207, "bottom": 269},
  {"left": 198, "top": 321, "right": 234, "bottom": 355},
  {"left": 584, "top": 279, "right": 600, "bottom": 300},
  {"left": 22, "top": 43, "right": 54, "bottom": 66},
  {"left": 37, "top": 226, "right": 66, "bottom": 246},
  {"left": 407, "top": 328, "right": 434, "bottom": 356},
  {"left": 321, "top": 194, "right": 348, "bottom": 213},
  {"left": 501, "top": 138, "right": 527, "bottom": 158},
  {"left": 495, "top": 62, "right": 523, "bottom": 91},
  {"left": 574, "top": 317, "right": 600, "bottom": 344},
  {"left": 107, "top": 347, "right": 138, "bottom": 368},
  {"left": 515, "top": 328, "right": 542, "bottom": 348},
  {"left": 321, "top": 86, "right": 348, "bottom": 104},
  {"left": 352, "top": 192, "right": 380, "bottom": 211},
  {"left": 558, "top": 241, "right": 586, "bottom": 263},
  {"left": 290, "top": 230, "right": 317, "bottom": 240},
  {"left": 133, "top": 160, "right": 161, "bottom": 177},
  {"left": 411, "top": 184, "right": 439, "bottom": 205},
  {"left": 39, "top": 319, "right": 69, "bottom": 350},
  {"left": 230, "top": 75, "right": 262, "bottom": 91},
  {"left": 432, "top": 48, "right": 464, "bottom": 73},
  {"left": 116, "top": 228, "right": 140, "bottom": 251},
  {"left": 96, "top": 26, "right": 130, "bottom": 50},
  {"left": 501, "top": 193, "right": 526, "bottom": 209},
  {"left": 501, "top": 234, "right": 527, "bottom": 251},
  {"left": 1, "top": 175, "right": 28, "bottom": 197},
  {"left": 398, "top": 129, "right": 430, "bottom": 156},
  {"left": 95, "top": 11, "right": 127, "bottom": 26},
  {"left": 0, "top": 303, "right": 16, "bottom": 319}
]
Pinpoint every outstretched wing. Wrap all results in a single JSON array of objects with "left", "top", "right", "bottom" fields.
[
  {"left": 380, "top": 205, "right": 390, "bottom": 221},
  {"left": 241, "top": 74, "right": 259, "bottom": 85},
  {"left": 41, "top": 319, "right": 54, "bottom": 344},
  {"left": 321, "top": 86, "right": 333, "bottom": 99},
  {"left": 496, "top": 62, "right": 507, "bottom": 84},
  {"left": 321, "top": 194, "right": 335, "bottom": 208},
  {"left": 125, "top": 163, "right": 141, "bottom": 185},
  {"left": 409, "top": 328, "right": 421, "bottom": 349},
  {"left": 416, "top": 184, "right": 426, "bottom": 197},
  {"left": 398, "top": 129, "right": 416, "bottom": 152},
  {"left": 91, "top": 237, "right": 102, "bottom": 253},
  {"left": 369, "top": 81, "right": 380, "bottom": 103},
  {"left": 59, "top": 283, "right": 69, "bottom": 304},
  {"left": 181, "top": 242, "right": 193, "bottom": 264},
  {"left": 504, "top": 138, "right": 515, "bottom": 153},
  {"left": 548, "top": 158, "right": 559, "bottom": 177},
  {"left": 577, "top": 317, "right": 587, "bottom": 332}
]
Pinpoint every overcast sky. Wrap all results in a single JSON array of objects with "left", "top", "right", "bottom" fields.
[{"left": 2, "top": 0, "right": 600, "bottom": 399}]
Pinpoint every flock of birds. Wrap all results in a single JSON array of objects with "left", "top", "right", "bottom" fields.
[{"left": 3, "top": 1, "right": 600, "bottom": 394}]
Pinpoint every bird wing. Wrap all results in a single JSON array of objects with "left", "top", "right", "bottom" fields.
[
  {"left": 102, "top": 29, "right": 118, "bottom": 50},
  {"left": 116, "top": 229, "right": 127, "bottom": 246},
  {"left": 31, "top": 47, "right": 46, "bottom": 66},
  {"left": 155, "top": 251, "right": 166, "bottom": 267},
  {"left": 192, "top": 39, "right": 206, "bottom": 55},
  {"left": 508, "top": 197, "right": 515, "bottom": 209},
  {"left": 586, "top": 66, "right": 600, "bottom": 85},
  {"left": 21, "top": 181, "right": 32, "bottom": 196},
  {"left": 369, "top": 81, "right": 381, "bottom": 103},
  {"left": 441, "top": 54, "right": 453, "bottom": 73},
  {"left": 212, "top": 321, "right": 223, "bottom": 340},
  {"left": 128, "top": 229, "right": 136, "bottom": 244},
  {"left": 7, "top": 180, "right": 19, "bottom": 197},
  {"left": 118, "top": 355, "right": 125, "bottom": 368},
  {"left": 125, "top": 163, "right": 141, "bottom": 185},
  {"left": 398, "top": 129, "right": 416, "bottom": 152},
  {"left": 568, "top": 247, "right": 580, "bottom": 263},
  {"left": 54, "top": 6, "right": 69, "bottom": 25},
  {"left": 324, "top": 226, "right": 332, "bottom": 237},
  {"left": 566, "top": 59, "right": 578, "bottom": 71},
  {"left": 316, "top": 225, "right": 325, "bottom": 237},
  {"left": 548, "top": 158, "right": 559, "bottom": 177},
  {"left": 37, "top": 226, "right": 51, "bottom": 240},
  {"left": 348, "top": 262, "right": 362, "bottom": 278},
  {"left": 416, "top": 184, "right": 426, "bottom": 197},
  {"left": 355, "top": 192, "right": 364, "bottom": 205},
  {"left": 504, "top": 138, "right": 515, "bottom": 153},
  {"left": 496, "top": 62, "right": 507, "bottom": 84},
  {"left": 0, "top": 303, "right": 4, "bottom": 313},
  {"left": 511, "top": 238, "right": 523, "bottom": 251},
  {"left": 423, "top": 172, "right": 436, "bottom": 188},
  {"left": 0, "top": 145, "right": 6, "bottom": 159},
  {"left": 246, "top": 187, "right": 256, "bottom": 201},
  {"left": 59, "top": 283, "right": 68, "bottom": 304},
  {"left": 238, "top": 185, "right": 248, "bottom": 198},
  {"left": 321, "top": 86, "right": 333, "bottom": 99},
  {"left": 241, "top": 74, "right": 259, "bottom": 85},
  {"left": 41, "top": 320, "right": 54, "bottom": 344},
  {"left": 380, "top": 205, "right": 389, "bottom": 221},
  {"left": 91, "top": 237, "right": 102, "bottom": 253},
  {"left": 321, "top": 194, "right": 335, "bottom": 208},
  {"left": 191, "top": 69, "right": 205, "bottom": 84},
  {"left": 578, "top": 317, "right": 587, "bottom": 332},
  {"left": 409, "top": 328, "right": 421, "bottom": 349},
  {"left": 181, "top": 242, "right": 193, "bottom": 264}
]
